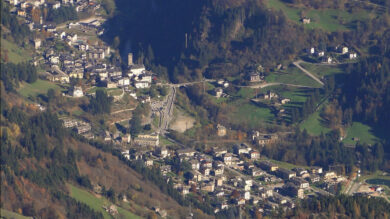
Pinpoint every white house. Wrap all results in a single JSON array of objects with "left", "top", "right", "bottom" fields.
[
  {"left": 49, "top": 55, "right": 60, "bottom": 64},
  {"left": 317, "top": 51, "right": 325, "bottom": 57},
  {"left": 78, "top": 44, "right": 89, "bottom": 51},
  {"left": 341, "top": 46, "right": 348, "bottom": 54},
  {"left": 67, "top": 34, "right": 77, "bottom": 42},
  {"left": 134, "top": 81, "right": 150, "bottom": 89},
  {"left": 349, "top": 53, "right": 357, "bottom": 59},
  {"left": 135, "top": 74, "right": 152, "bottom": 83},
  {"left": 243, "top": 191, "right": 251, "bottom": 200},
  {"left": 128, "top": 64, "right": 145, "bottom": 77},
  {"left": 323, "top": 57, "right": 332, "bottom": 64},
  {"left": 59, "top": 31, "right": 66, "bottom": 39},
  {"left": 118, "top": 77, "right": 130, "bottom": 87},
  {"left": 308, "top": 47, "right": 315, "bottom": 54},
  {"left": 33, "top": 38, "right": 41, "bottom": 49},
  {"left": 52, "top": 2, "right": 61, "bottom": 9},
  {"left": 72, "top": 86, "right": 83, "bottom": 97}
]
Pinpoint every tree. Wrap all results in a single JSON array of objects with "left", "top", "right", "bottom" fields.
[
  {"left": 113, "top": 36, "right": 120, "bottom": 49},
  {"left": 102, "top": 0, "right": 116, "bottom": 16},
  {"left": 89, "top": 90, "right": 112, "bottom": 114},
  {"left": 129, "top": 105, "right": 143, "bottom": 137}
]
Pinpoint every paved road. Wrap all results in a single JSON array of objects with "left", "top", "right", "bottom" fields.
[
  {"left": 293, "top": 60, "right": 324, "bottom": 86},
  {"left": 236, "top": 82, "right": 318, "bottom": 89},
  {"left": 344, "top": 175, "right": 360, "bottom": 195},
  {"left": 158, "top": 79, "right": 216, "bottom": 87}
]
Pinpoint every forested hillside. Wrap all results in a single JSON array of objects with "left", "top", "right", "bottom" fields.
[
  {"left": 106, "top": 0, "right": 389, "bottom": 82},
  {"left": 0, "top": 90, "right": 200, "bottom": 218},
  {"left": 106, "top": 0, "right": 316, "bottom": 82}
]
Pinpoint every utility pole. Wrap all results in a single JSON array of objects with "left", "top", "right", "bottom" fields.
[
  {"left": 185, "top": 33, "right": 188, "bottom": 49},
  {"left": 203, "top": 79, "right": 205, "bottom": 95}
]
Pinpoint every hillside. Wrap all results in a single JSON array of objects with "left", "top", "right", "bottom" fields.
[
  {"left": 0, "top": 91, "right": 200, "bottom": 218},
  {"left": 2, "top": 0, "right": 390, "bottom": 217},
  {"left": 105, "top": 0, "right": 388, "bottom": 83}
]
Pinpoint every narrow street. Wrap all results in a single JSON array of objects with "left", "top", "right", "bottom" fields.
[{"left": 158, "top": 86, "right": 176, "bottom": 134}]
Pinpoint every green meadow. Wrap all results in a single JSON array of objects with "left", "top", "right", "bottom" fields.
[
  {"left": 68, "top": 184, "right": 140, "bottom": 219},
  {"left": 266, "top": 0, "right": 379, "bottom": 32}
]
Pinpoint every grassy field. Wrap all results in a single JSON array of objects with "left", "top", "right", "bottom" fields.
[
  {"left": 86, "top": 87, "right": 122, "bottom": 95},
  {"left": 266, "top": 66, "right": 321, "bottom": 88},
  {"left": 237, "top": 87, "right": 255, "bottom": 99},
  {"left": 159, "top": 135, "right": 176, "bottom": 146},
  {"left": 1, "top": 38, "right": 32, "bottom": 63},
  {"left": 18, "top": 79, "right": 64, "bottom": 98},
  {"left": 68, "top": 184, "right": 140, "bottom": 219},
  {"left": 265, "top": 0, "right": 377, "bottom": 32},
  {"left": 0, "top": 209, "right": 32, "bottom": 219},
  {"left": 300, "top": 63, "right": 344, "bottom": 78},
  {"left": 227, "top": 99, "right": 275, "bottom": 128},
  {"left": 342, "top": 122, "right": 379, "bottom": 146},
  {"left": 300, "top": 109, "right": 331, "bottom": 136},
  {"left": 261, "top": 86, "right": 310, "bottom": 108},
  {"left": 300, "top": 100, "right": 331, "bottom": 135}
]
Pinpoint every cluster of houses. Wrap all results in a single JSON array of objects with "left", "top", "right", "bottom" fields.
[
  {"left": 102, "top": 130, "right": 131, "bottom": 145},
  {"left": 8, "top": 0, "right": 157, "bottom": 99},
  {"left": 120, "top": 140, "right": 348, "bottom": 215},
  {"left": 9, "top": 0, "right": 99, "bottom": 20},
  {"left": 261, "top": 91, "right": 290, "bottom": 106},
  {"left": 42, "top": 39, "right": 153, "bottom": 96},
  {"left": 60, "top": 117, "right": 94, "bottom": 139},
  {"left": 213, "top": 79, "right": 230, "bottom": 98},
  {"left": 306, "top": 45, "right": 358, "bottom": 64}
]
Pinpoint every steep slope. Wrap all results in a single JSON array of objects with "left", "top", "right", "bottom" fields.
[
  {"left": 0, "top": 91, "right": 199, "bottom": 218},
  {"left": 106, "top": 0, "right": 313, "bottom": 82}
]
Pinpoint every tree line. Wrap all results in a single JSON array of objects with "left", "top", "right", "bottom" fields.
[
  {"left": 291, "top": 195, "right": 390, "bottom": 218},
  {"left": 1, "top": 1, "right": 31, "bottom": 43},
  {"left": 0, "top": 62, "right": 38, "bottom": 91},
  {"left": 46, "top": 6, "right": 78, "bottom": 24},
  {"left": 262, "top": 128, "right": 388, "bottom": 174}
]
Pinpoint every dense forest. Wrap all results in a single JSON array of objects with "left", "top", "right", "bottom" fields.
[
  {"left": 1, "top": 101, "right": 103, "bottom": 218},
  {"left": 106, "top": 0, "right": 389, "bottom": 83},
  {"left": 262, "top": 128, "right": 389, "bottom": 174},
  {"left": 339, "top": 56, "right": 390, "bottom": 129},
  {"left": 46, "top": 6, "right": 78, "bottom": 24},
  {"left": 87, "top": 89, "right": 113, "bottom": 114},
  {"left": 292, "top": 195, "right": 390, "bottom": 218},
  {"left": 0, "top": 1, "right": 31, "bottom": 44},
  {"left": 0, "top": 62, "right": 38, "bottom": 91},
  {"left": 106, "top": 0, "right": 318, "bottom": 82}
]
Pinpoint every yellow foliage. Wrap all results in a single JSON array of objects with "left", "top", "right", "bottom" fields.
[{"left": 10, "top": 123, "right": 21, "bottom": 137}]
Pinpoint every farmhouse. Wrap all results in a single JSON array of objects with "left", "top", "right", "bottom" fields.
[
  {"left": 214, "top": 88, "right": 223, "bottom": 98},
  {"left": 217, "top": 124, "right": 227, "bottom": 136},
  {"left": 301, "top": 17, "right": 311, "bottom": 24},
  {"left": 252, "top": 132, "right": 278, "bottom": 146},
  {"left": 248, "top": 72, "right": 261, "bottom": 82}
]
